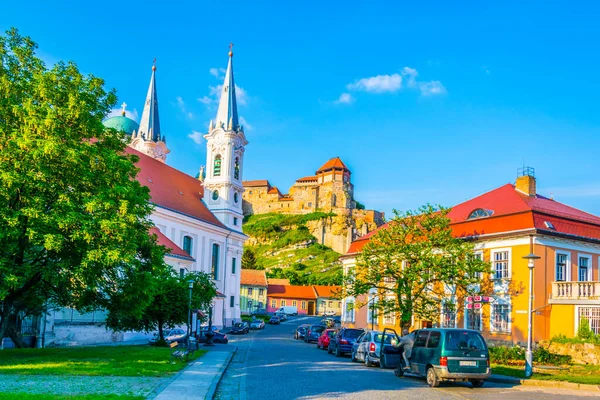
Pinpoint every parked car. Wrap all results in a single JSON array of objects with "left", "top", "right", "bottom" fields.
[
  {"left": 328, "top": 328, "right": 364, "bottom": 357},
  {"left": 149, "top": 328, "right": 188, "bottom": 344},
  {"left": 323, "top": 310, "right": 337, "bottom": 316},
  {"left": 320, "top": 318, "right": 334, "bottom": 328},
  {"left": 249, "top": 319, "right": 265, "bottom": 330},
  {"left": 196, "top": 329, "right": 229, "bottom": 344},
  {"left": 230, "top": 321, "right": 250, "bottom": 334},
  {"left": 277, "top": 306, "right": 298, "bottom": 315},
  {"left": 351, "top": 330, "right": 399, "bottom": 367},
  {"left": 390, "top": 328, "right": 491, "bottom": 388},
  {"left": 275, "top": 312, "right": 287, "bottom": 321},
  {"left": 305, "top": 325, "right": 326, "bottom": 343},
  {"left": 317, "top": 329, "right": 337, "bottom": 350},
  {"left": 294, "top": 324, "right": 310, "bottom": 340},
  {"left": 269, "top": 316, "right": 281, "bottom": 324}
]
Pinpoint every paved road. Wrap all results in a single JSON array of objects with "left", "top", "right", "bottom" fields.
[{"left": 215, "top": 316, "right": 598, "bottom": 400}]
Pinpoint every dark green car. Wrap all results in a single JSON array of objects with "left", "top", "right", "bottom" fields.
[{"left": 392, "top": 328, "right": 491, "bottom": 388}]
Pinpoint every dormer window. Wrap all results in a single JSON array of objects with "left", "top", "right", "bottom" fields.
[{"left": 467, "top": 208, "right": 494, "bottom": 219}]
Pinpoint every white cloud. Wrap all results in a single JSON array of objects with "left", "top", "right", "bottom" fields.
[
  {"left": 176, "top": 96, "right": 194, "bottom": 119},
  {"left": 197, "top": 96, "right": 213, "bottom": 105},
  {"left": 347, "top": 73, "right": 402, "bottom": 93},
  {"left": 207, "top": 84, "right": 248, "bottom": 106},
  {"left": 239, "top": 116, "right": 253, "bottom": 131},
  {"left": 401, "top": 67, "right": 418, "bottom": 88},
  {"left": 209, "top": 67, "right": 227, "bottom": 79},
  {"left": 188, "top": 130, "right": 204, "bottom": 145},
  {"left": 106, "top": 107, "right": 139, "bottom": 121},
  {"left": 419, "top": 80, "right": 447, "bottom": 96},
  {"left": 334, "top": 93, "right": 355, "bottom": 104}
]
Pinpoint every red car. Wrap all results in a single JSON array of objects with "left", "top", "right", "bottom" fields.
[{"left": 317, "top": 329, "right": 337, "bottom": 350}]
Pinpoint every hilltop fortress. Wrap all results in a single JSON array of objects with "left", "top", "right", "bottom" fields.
[{"left": 242, "top": 157, "right": 384, "bottom": 253}]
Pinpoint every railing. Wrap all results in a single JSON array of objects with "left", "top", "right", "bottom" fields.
[{"left": 551, "top": 281, "right": 600, "bottom": 300}]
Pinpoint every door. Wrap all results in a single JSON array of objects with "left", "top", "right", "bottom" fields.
[
  {"left": 412, "top": 330, "right": 430, "bottom": 375},
  {"left": 308, "top": 301, "right": 315, "bottom": 315},
  {"left": 422, "top": 330, "right": 441, "bottom": 370},
  {"left": 358, "top": 333, "right": 370, "bottom": 360}
]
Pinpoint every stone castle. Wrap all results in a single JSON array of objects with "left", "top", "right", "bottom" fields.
[{"left": 242, "top": 157, "right": 384, "bottom": 253}]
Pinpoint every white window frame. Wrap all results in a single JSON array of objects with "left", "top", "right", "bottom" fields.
[
  {"left": 577, "top": 253, "right": 592, "bottom": 282},
  {"left": 464, "top": 305, "right": 482, "bottom": 331},
  {"left": 491, "top": 248, "right": 512, "bottom": 280},
  {"left": 383, "top": 312, "right": 395, "bottom": 326},
  {"left": 271, "top": 299, "right": 276, "bottom": 308},
  {"left": 292, "top": 300, "right": 297, "bottom": 307},
  {"left": 555, "top": 251, "right": 571, "bottom": 282},
  {"left": 281, "top": 300, "right": 286, "bottom": 307},
  {"left": 490, "top": 301, "right": 511, "bottom": 334},
  {"left": 576, "top": 306, "right": 600, "bottom": 335},
  {"left": 440, "top": 301, "right": 457, "bottom": 328}
]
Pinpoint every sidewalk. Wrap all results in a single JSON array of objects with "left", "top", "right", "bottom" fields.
[
  {"left": 153, "top": 347, "right": 235, "bottom": 400},
  {"left": 488, "top": 374, "right": 600, "bottom": 392}
]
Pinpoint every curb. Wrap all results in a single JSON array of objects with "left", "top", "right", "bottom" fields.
[
  {"left": 488, "top": 375, "right": 600, "bottom": 392},
  {"left": 205, "top": 347, "right": 237, "bottom": 400}
]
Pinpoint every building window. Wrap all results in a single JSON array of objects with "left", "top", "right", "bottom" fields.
[
  {"left": 234, "top": 192, "right": 239, "bottom": 203},
  {"left": 233, "top": 217, "right": 238, "bottom": 226},
  {"left": 179, "top": 268, "right": 185, "bottom": 278},
  {"left": 301, "top": 301, "right": 306, "bottom": 309},
  {"left": 579, "top": 256, "right": 590, "bottom": 281},
  {"left": 491, "top": 304, "right": 511, "bottom": 333},
  {"left": 232, "top": 257, "right": 237, "bottom": 274},
  {"left": 271, "top": 299, "right": 276, "bottom": 308},
  {"left": 259, "top": 288, "right": 264, "bottom": 296},
  {"left": 281, "top": 300, "right": 286, "bottom": 306},
  {"left": 230, "top": 296, "right": 235, "bottom": 308},
  {"left": 182, "top": 235, "right": 192, "bottom": 255},
  {"left": 467, "top": 208, "right": 494, "bottom": 219},
  {"left": 328, "top": 301, "right": 333, "bottom": 307},
  {"left": 493, "top": 251, "right": 510, "bottom": 279},
  {"left": 249, "top": 190, "right": 253, "bottom": 195},
  {"left": 292, "top": 300, "right": 297, "bottom": 306},
  {"left": 213, "top": 155, "right": 222, "bottom": 176},
  {"left": 578, "top": 307, "right": 600, "bottom": 335},
  {"left": 212, "top": 243, "right": 220, "bottom": 280},
  {"left": 441, "top": 303, "right": 456, "bottom": 328},
  {"left": 234, "top": 157, "right": 240, "bottom": 180},
  {"left": 383, "top": 312, "right": 395, "bottom": 326},
  {"left": 465, "top": 306, "right": 482, "bottom": 331},
  {"left": 212, "top": 190, "right": 219, "bottom": 201},
  {"left": 307, "top": 202, "right": 312, "bottom": 208},
  {"left": 332, "top": 194, "right": 337, "bottom": 207},
  {"left": 247, "top": 287, "right": 253, "bottom": 296},
  {"left": 344, "top": 302, "right": 355, "bottom": 322},
  {"left": 556, "top": 253, "right": 568, "bottom": 282}
]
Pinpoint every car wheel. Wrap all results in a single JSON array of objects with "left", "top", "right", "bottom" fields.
[
  {"left": 350, "top": 350, "right": 357, "bottom": 362},
  {"left": 294, "top": 333, "right": 297, "bottom": 339},
  {"left": 426, "top": 367, "right": 440, "bottom": 388},
  {"left": 365, "top": 354, "right": 373, "bottom": 367},
  {"left": 379, "top": 355, "right": 386, "bottom": 369},
  {"left": 335, "top": 346, "right": 342, "bottom": 357},
  {"left": 470, "top": 379, "right": 484, "bottom": 388},
  {"left": 394, "top": 366, "right": 404, "bottom": 377}
]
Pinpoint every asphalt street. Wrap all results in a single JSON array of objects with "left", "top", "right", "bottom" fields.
[{"left": 215, "top": 316, "right": 598, "bottom": 400}]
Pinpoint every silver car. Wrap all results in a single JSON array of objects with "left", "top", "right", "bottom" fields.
[
  {"left": 351, "top": 330, "right": 399, "bottom": 367},
  {"left": 249, "top": 319, "right": 265, "bottom": 329}
]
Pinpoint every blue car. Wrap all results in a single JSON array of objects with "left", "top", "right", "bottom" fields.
[
  {"left": 304, "top": 325, "right": 326, "bottom": 343},
  {"left": 328, "top": 328, "right": 364, "bottom": 357}
]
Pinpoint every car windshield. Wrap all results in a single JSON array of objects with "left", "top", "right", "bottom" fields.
[
  {"left": 311, "top": 326, "right": 325, "bottom": 333},
  {"left": 233, "top": 323, "right": 244, "bottom": 327},
  {"left": 445, "top": 331, "right": 486, "bottom": 351},
  {"left": 373, "top": 333, "right": 398, "bottom": 344},
  {"left": 344, "top": 329, "right": 364, "bottom": 338},
  {"left": 298, "top": 327, "right": 307, "bottom": 332}
]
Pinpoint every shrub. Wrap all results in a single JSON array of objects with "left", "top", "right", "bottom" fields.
[
  {"left": 578, "top": 318, "right": 594, "bottom": 340},
  {"left": 489, "top": 346, "right": 525, "bottom": 364},
  {"left": 534, "top": 347, "right": 571, "bottom": 365}
]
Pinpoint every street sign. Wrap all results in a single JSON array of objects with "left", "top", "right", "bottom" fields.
[
  {"left": 466, "top": 303, "right": 473, "bottom": 309},
  {"left": 474, "top": 303, "right": 482, "bottom": 309},
  {"left": 466, "top": 296, "right": 473, "bottom": 303},
  {"left": 474, "top": 296, "right": 482, "bottom": 302}
]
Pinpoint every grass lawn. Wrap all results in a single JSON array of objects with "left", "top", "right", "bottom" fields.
[
  {"left": 0, "top": 345, "right": 205, "bottom": 377},
  {"left": 0, "top": 394, "right": 143, "bottom": 400},
  {"left": 492, "top": 363, "right": 600, "bottom": 385}
]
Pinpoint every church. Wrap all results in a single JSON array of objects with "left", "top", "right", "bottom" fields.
[{"left": 40, "top": 49, "right": 248, "bottom": 346}]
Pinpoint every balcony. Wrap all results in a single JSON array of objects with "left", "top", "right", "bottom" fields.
[{"left": 549, "top": 281, "right": 600, "bottom": 304}]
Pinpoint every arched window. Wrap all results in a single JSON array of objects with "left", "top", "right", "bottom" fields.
[
  {"left": 467, "top": 208, "right": 494, "bottom": 219},
  {"left": 183, "top": 235, "right": 192, "bottom": 255},
  {"left": 234, "top": 157, "right": 240, "bottom": 180},
  {"left": 213, "top": 155, "right": 222, "bottom": 177},
  {"left": 212, "top": 243, "right": 220, "bottom": 280}
]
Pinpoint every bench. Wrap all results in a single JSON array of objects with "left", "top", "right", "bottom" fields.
[{"left": 170, "top": 341, "right": 195, "bottom": 362}]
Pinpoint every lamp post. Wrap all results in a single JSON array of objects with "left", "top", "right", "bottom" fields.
[
  {"left": 369, "top": 297, "right": 376, "bottom": 331},
  {"left": 187, "top": 280, "right": 194, "bottom": 349},
  {"left": 204, "top": 302, "right": 215, "bottom": 347},
  {"left": 523, "top": 252, "right": 541, "bottom": 378}
]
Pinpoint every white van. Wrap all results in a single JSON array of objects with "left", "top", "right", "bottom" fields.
[{"left": 277, "top": 306, "right": 298, "bottom": 316}]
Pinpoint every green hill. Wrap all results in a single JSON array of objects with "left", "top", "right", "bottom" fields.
[{"left": 242, "top": 212, "right": 342, "bottom": 285}]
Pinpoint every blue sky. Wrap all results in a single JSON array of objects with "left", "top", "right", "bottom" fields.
[{"left": 3, "top": 1, "right": 600, "bottom": 218}]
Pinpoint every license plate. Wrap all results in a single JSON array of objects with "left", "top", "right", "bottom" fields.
[{"left": 459, "top": 361, "right": 477, "bottom": 367}]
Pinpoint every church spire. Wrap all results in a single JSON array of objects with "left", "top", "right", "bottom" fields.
[
  {"left": 138, "top": 60, "right": 161, "bottom": 142},
  {"left": 214, "top": 44, "right": 239, "bottom": 131}
]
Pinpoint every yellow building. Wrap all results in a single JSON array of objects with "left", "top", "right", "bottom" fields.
[{"left": 341, "top": 169, "right": 600, "bottom": 344}]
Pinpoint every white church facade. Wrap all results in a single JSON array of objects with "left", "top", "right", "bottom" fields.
[{"left": 38, "top": 50, "right": 248, "bottom": 347}]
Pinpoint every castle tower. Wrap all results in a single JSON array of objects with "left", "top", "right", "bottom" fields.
[
  {"left": 203, "top": 46, "right": 248, "bottom": 230},
  {"left": 130, "top": 62, "right": 170, "bottom": 163}
]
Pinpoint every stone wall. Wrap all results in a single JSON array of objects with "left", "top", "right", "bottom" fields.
[{"left": 540, "top": 340, "right": 600, "bottom": 365}]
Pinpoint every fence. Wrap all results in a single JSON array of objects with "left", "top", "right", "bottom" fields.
[{"left": 579, "top": 307, "right": 600, "bottom": 335}]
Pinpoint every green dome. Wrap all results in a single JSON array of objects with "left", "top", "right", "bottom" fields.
[{"left": 103, "top": 115, "right": 139, "bottom": 135}]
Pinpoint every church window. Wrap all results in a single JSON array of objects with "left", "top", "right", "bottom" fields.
[
  {"left": 234, "top": 192, "right": 239, "bottom": 203},
  {"left": 212, "top": 243, "right": 220, "bottom": 280},
  {"left": 213, "top": 155, "right": 222, "bottom": 176},
  {"left": 234, "top": 157, "right": 240, "bottom": 180},
  {"left": 212, "top": 190, "right": 219, "bottom": 201},
  {"left": 183, "top": 235, "right": 192, "bottom": 255},
  {"left": 467, "top": 208, "right": 494, "bottom": 219}
]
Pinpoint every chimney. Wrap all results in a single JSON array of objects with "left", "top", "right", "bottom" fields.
[{"left": 516, "top": 166, "right": 536, "bottom": 196}]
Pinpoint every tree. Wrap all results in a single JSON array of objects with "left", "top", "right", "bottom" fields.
[
  {"left": 241, "top": 247, "right": 258, "bottom": 269},
  {"left": 0, "top": 28, "right": 166, "bottom": 347},
  {"left": 106, "top": 271, "right": 217, "bottom": 343},
  {"left": 345, "top": 205, "right": 489, "bottom": 330}
]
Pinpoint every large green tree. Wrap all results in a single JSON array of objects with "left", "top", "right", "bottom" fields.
[
  {"left": 241, "top": 247, "right": 258, "bottom": 269},
  {"left": 345, "top": 205, "right": 489, "bottom": 330},
  {"left": 106, "top": 271, "right": 217, "bottom": 343},
  {"left": 0, "top": 28, "right": 166, "bottom": 347}
]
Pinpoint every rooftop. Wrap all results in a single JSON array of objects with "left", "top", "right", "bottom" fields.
[
  {"left": 316, "top": 157, "right": 349, "bottom": 174},
  {"left": 241, "top": 269, "right": 268, "bottom": 287},
  {"left": 267, "top": 284, "right": 317, "bottom": 300}
]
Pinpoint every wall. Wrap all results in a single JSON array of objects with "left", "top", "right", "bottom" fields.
[
  {"left": 240, "top": 285, "right": 267, "bottom": 314},
  {"left": 267, "top": 298, "right": 315, "bottom": 315}
]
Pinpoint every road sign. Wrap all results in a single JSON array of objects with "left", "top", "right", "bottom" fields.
[{"left": 474, "top": 303, "right": 482, "bottom": 309}]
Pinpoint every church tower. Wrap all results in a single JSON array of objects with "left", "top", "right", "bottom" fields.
[
  {"left": 203, "top": 46, "right": 248, "bottom": 230},
  {"left": 130, "top": 62, "right": 170, "bottom": 163}
]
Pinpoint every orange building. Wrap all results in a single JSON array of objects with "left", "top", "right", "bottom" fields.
[{"left": 341, "top": 169, "right": 600, "bottom": 344}]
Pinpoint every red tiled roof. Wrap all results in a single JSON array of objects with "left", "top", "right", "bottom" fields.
[
  {"left": 268, "top": 186, "right": 282, "bottom": 196},
  {"left": 280, "top": 196, "right": 294, "bottom": 201},
  {"left": 345, "top": 183, "right": 600, "bottom": 255},
  {"left": 241, "top": 269, "right": 268, "bottom": 287},
  {"left": 267, "top": 284, "right": 317, "bottom": 300},
  {"left": 296, "top": 175, "right": 318, "bottom": 182},
  {"left": 150, "top": 227, "right": 194, "bottom": 261},
  {"left": 316, "top": 157, "right": 349, "bottom": 173},
  {"left": 243, "top": 180, "right": 271, "bottom": 187},
  {"left": 126, "top": 147, "right": 225, "bottom": 229},
  {"left": 312, "top": 285, "right": 341, "bottom": 298},
  {"left": 268, "top": 278, "right": 290, "bottom": 285}
]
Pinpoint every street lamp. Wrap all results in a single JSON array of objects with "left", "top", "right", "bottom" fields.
[
  {"left": 187, "top": 280, "right": 194, "bottom": 349},
  {"left": 368, "top": 297, "right": 376, "bottom": 331},
  {"left": 523, "top": 252, "right": 541, "bottom": 378},
  {"left": 204, "top": 301, "right": 215, "bottom": 347}
]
